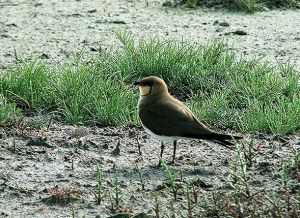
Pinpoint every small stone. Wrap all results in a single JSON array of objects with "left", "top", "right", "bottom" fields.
[
  {"left": 128, "top": 130, "right": 136, "bottom": 138},
  {"left": 215, "top": 27, "right": 224, "bottom": 32},
  {"left": 111, "top": 141, "right": 120, "bottom": 156},
  {"left": 6, "top": 23, "right": 17, "bottom": 27},
  {"left": 213, "top": 20, "right": 219, "bottom": 25},
  {"left": 95, "top": 19, "right": 108, "bottom": 24},
  {"left": 71, "top": 13, "right": 84, "bottom": 17},
  {"left": 232, "top": 29, "right": 248, "bottom": 35},
  {"left": 34, "top": 2, "right": 43, "bottom": 7},
  {"left": 219, "top": 21, "right": 230, "bottom": 27},
  {"left": 87, "top": 9, "right": 97, "bottom": 13},
  {"left": 0, "top": 34, "right": 10, "bottom": 38},
  {"left": 40, "top": 53, "right": 50, "bottom": 59},
  {"left": 111, "top": 20, "right": 126, "bottom": 24},
  {"left": 90, "top": 47, "right": 98, "bottom": 52},
  {"left": 102, "top": 144, "right": 109, "bottom": 149},
  {"left": 191, "top": 178, "right": 213, "bottom": 188},
  {"left": 162, "top": 1, "right": 172, "bottom": 7}
]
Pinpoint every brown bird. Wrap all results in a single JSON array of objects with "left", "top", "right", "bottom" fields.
[{"left": 134, "top": 76, "right": 242, "bottom": 166}]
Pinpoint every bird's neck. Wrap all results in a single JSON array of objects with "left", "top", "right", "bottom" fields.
[{"left": 138, "top": 92, "right": 169, "bottom": 106}]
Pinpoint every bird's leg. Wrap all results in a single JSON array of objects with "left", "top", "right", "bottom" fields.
[
  {"left": 171, "top": 140, "right": 177, "bottom": 164},
  {"left": 158, "top": 142, "right": 165, "bottom": 167}
]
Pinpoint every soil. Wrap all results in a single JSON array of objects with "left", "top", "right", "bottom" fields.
[
  {"left": 0, "top": 0, "right": 300, "bottom": 217},
  {"left": 0, "top": 0, "right": 300, "bottom": 69},
  {"left": 0, "top": 116, "right": 299, "bottom": 217}
]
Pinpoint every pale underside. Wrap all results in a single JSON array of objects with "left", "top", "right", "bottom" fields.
[{"left": 142, "top": 124, "right": 182, "bottom": 143}]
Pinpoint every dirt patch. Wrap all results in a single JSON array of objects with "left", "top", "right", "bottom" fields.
[
  {"left": 0, "top": 116, "right": 299, "bottom": 217},
  {"left": 0, "top": 0, "right": 300, "bottom": 70}
]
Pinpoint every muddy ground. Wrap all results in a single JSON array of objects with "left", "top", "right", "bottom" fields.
[
  {"left": 0, "top": 0, "right": 300, "bottom": 217},
  {"left": 0, "top": 0, "right": 300, "bottom": 69},
  {"left": 0, "top": 116, "right": 299, "bottom": 217}
]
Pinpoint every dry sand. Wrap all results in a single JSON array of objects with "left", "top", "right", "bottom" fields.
[{"left": 0, "top": 0, "right": 300, "bottom": 69}]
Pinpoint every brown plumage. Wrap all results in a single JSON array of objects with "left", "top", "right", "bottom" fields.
[{"left": 134, "top": 76, "right": 242, "bottom": 165}]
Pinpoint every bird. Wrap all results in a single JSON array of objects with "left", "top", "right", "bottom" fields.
[{"left": 134, "top": 76, "right": 242, "bottom": 166}]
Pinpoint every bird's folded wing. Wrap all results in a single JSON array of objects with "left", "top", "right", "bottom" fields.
[{"left": 139, "top": 99, "right": 212, "bottom": 137}]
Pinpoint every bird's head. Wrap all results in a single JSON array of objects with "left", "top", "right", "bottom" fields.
[{"left": 134, "top": 76, "right": 168, "bottom": 96}]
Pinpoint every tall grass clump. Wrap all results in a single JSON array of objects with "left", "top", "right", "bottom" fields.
[
  {"left": 233, "top": 0, "right": 265, "bottom": 12},
  {"left": 51, "top": 61, "right": 137, "bottom": 125},
  {"left": 0, "top": 61, "right": 55, "bottom": 110},
  {"left": 178, "top": 0, "right": 300, "bottom": 13},
  {"left": 0, "top": 94, "right": 21, "bottom": 126},
  {"left": 0, "top": 58, "right": 137, "bottom": 126}
]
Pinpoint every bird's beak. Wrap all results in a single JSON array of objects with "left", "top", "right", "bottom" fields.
[{"left": 133, "top": 81, "right": 140, "bottom": 86}]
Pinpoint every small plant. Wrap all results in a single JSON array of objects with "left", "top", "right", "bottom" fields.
[
  {"left": 264, "top": 152, "right": 300, "bottom": 217},
  {"left": 291, "top": 151, "right": 300, "bottom": 174},
  {"left": 71, "top": 206, "right": 76, "bottom": 218},
  {"left": 227, "top": 145, "right": 251, "bottom": 198},
  {"left": 160, "top": 158, "right": 181, "bottom": 200},
  {"left": 108, "top": 175, "right": 123, "bottom": 212},
  {"left": 11, "top": 135, "right": 16, "bottom": 152},
  {"left": 183, "top": 181, "right": 196, "bottom": 218},
  {"left": 282, "top": 163, "right": 292, "bottom": 212},
  {"left": 136, "top": 134, "right": 142, "bottom": 155},
  {"left": 134, "top": 164, "right": 146, "bottom": 191},
  {"left": 234, "top": 0, "right": 264, "bottom": 13},
  {"left": 71, "top": 207, "right": 87, "bottom": 218},
  {"left": 243, "top": 139, "right": 259, "bottom": 167},
  {"left": 183, "top": 0, "right": 197, "bottom": 8},
  {"left": 0, "top": 94, "right": 21, "bottom": 126},
  {"left": 190, "top": 181, "right": 200, "bottom": 204},
  {"left": 95, "top": 165, "right": 107, "bottom": 205},
  {"left": 153, "top": 192, "right": 161, "bottom": 218},
  {"left": 226, "top": 144, "right": 253, "bottom": 217}
]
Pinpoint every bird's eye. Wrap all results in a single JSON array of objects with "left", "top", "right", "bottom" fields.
[{"left": 143, "top": 81, "right": 154, "bottom": 86}]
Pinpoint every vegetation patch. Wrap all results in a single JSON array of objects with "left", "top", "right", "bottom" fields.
[
  {"left": 177, "top": 0, "right": 300, "bottom": 13},
  {"left": 1, "top": 31, "right": 300, "bottom": 134}
]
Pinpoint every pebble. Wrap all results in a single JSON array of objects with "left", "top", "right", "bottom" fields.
[{"left": 87, "top": 9, "right": 97, "bottom": 13}]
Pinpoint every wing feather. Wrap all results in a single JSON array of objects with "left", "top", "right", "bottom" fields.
[{"left": 139, "top": 96, "right": 212, "bottom": 137}]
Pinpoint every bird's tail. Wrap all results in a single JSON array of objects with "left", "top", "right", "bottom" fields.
[{"left": 186, "top": 132, "right": 242, "bottom": 150}]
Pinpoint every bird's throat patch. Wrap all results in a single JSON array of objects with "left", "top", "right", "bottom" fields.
[{"left": 139, "top": 86, "right": 152, "bottom": 96}]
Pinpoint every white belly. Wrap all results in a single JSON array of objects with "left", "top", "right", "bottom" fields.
[{"left": 142, "top": 124, "right": 180, "bottom": 143}]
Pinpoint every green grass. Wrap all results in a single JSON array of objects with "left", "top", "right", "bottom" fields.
[
  {"left": 180, "top": 0, "right": 300, "bottom": 13},
  {"left": 0, "top": 94, "right": 21, "bottom": 125},
  {"left": 0, "top": 57, "right": 137, "bottom": 126},
  {"left": 233, "top": 0, "right": 264, "bottom": 13},
  {"left": 1, "top": 30, "right": 300, "bottom": 134}
]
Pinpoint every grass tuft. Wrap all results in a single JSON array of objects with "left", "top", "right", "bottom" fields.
[
  {"left": 233, "top": 0, "right": 265, "bottom": 13},
  {"left": 178, "top": 0, "right": 300, "bottom": 13},
  {"left": 0, "top": 94, "right": 21, "bottom": 126}
]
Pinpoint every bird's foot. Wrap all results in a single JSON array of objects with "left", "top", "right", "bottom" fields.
[
  {"left": 167, "top": 160, "right": 175, "bottom": 165},
  {"left": 157, "top": 161, "right": 162, "bottom": 168}
]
